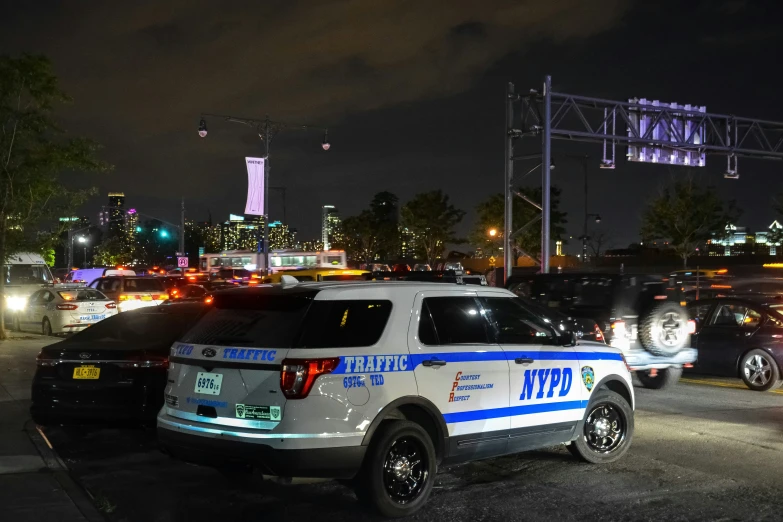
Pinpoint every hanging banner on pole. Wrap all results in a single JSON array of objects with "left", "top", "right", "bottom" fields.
[{"left": 244, "top": 157, "right": 265, "bottom": 216}]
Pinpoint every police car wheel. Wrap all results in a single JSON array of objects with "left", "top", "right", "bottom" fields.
[
  {"left": 359, "top": 420, "right": 436, "bottom": 518},
  {"left": 568, "top": 390, "right": 633, "bottom": 464}
]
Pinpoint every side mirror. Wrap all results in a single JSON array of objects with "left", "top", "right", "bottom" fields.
[{"left": 560, "top": 331, "right": 577, "bottom": 347}]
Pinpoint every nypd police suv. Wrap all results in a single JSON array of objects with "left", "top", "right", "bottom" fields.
[{"left": 157, "top": 281, "right": 634, "bottom": 517}]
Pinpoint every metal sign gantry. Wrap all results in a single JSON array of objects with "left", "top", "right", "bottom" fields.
[{"left": 504, "top": 75, "right": 783, "bottom": 280}]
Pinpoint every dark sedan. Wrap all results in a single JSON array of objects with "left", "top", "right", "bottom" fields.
[
  {"left": 688, "top": 297, "right": 783, "bottom": 391},
  {"left": 31, "top": 302, "right": 206, "bottom": 425}
]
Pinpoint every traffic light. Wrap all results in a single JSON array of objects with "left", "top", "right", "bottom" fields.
[
  {"left": 135, "top": 226, "right": 142, "bottom": 233},
  {"left": 159, "top": 229, "right": 169, "bottom": 238}
]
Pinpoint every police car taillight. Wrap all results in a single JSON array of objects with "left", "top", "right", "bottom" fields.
[{"left": 280, "top": 358, "right": 340, "bottom": 399}]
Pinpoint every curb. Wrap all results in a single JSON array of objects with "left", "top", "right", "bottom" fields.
[{"left": 25, "top": 422, "right": 107, "bottom": 522}]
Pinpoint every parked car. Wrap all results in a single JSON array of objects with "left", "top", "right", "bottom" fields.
[
  {"left": 688, "top": 297, "right": 783, "bottom": 391},
  {"left": 31, "top": 302, "right": 206, "bottom": 425},
  {"left": 413, "top": 263, "right": 432, "bottom": 271},
  {"left": 158, "top": 282, "right": 634, "bottom": 516},
  {"left": 88, "top": 276, "right": 169, "bottom": 312},
  {"left": 13, "top": 287, "right": 117, "bottom": 336}
]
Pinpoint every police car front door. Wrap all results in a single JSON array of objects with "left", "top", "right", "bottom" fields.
[
  {"left": 409, "top": 291, "right": 510, "bottom": 462},
  {"left": 480, "top": 295, "right": 585, "bottom": 451}
]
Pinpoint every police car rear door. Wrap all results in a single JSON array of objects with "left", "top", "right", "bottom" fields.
[
  {"left": 409, "top": 290, "right": 510, "bottom": 461},
  {"left": 479, "top": 294, "right": 585, "bottom": 452}
]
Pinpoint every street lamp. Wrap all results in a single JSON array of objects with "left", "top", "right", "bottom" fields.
[
  {"left": 488, "top": 228, "right": 498, "bottom": 238},
  {"left": 77, "top": 236, "right": 89, "bottom": 268},
  {"left": 198, "top": 113, "right": 330, "bottom": 274}
]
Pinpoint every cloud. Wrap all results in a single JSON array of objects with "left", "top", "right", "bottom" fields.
[{"left": 3, "top": 0, "right": 632, "bottom": 131}]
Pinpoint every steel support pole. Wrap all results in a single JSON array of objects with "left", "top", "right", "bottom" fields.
[
  {"left": 263, "top": 122, "right": 271, "bottom": 275},
  {"left": 67, "top": 227, "right": 73, "bottom": 268},
  {"left": 503, "top": 82, "right": 515, "bottom": 284},
  {"left": 179, "top": 197, "right": 185, "bottom": 255},
  {"left": 582, "top": 159, "right": 588, "bottom": 263},
  {"left": 541, "top": 76, "right": 552, "bottom": 274}
]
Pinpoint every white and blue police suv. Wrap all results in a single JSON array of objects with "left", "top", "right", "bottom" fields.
[{"left": 158, "top": 281, "right": 634, "bottom": 517}]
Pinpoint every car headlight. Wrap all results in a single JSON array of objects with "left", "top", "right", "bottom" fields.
[{"left": 6, "top": 296, "right": 27, "bottom": 311}]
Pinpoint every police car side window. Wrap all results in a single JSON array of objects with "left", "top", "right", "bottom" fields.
[
  {"left": 482, "top": 297, "right": 555, "bottom": 344},
  {"left": 418, "top": 301, "right": 439, "bottom": 345},
  {"left": 296, "top": 300, "right": 392, "bottom": 348},
  {"left": 422, "top": 297, "right": 491, "bottom": 345}
]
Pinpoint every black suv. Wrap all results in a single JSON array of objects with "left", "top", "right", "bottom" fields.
[{"left": 506, "top": 272, "right": 690, "bottom": 357}]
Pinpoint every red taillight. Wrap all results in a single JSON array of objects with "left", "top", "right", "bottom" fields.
[
  {"left": 687, "top": 319, "right": 696, "bottom": 334},
  {"left": 594, "top": 324, "right": 604, "bottom": 341},
  {"left": 280, "top": 358, "right": 340, "bottom": 399},
  {"left": 105, "top": 303, "right": 116, "bottom": 309},
  {"left": 36, "top": 351, "right": 58, "bottom": 367},
  {"left": 120, "top": 354, "right": 169, "bottom": 369},
  {"left": 56, "top": 304, "right": 78, "bottom": 310}
]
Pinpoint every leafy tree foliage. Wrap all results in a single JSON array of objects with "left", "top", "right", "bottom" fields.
[
  {"left": 641, "top": 177, "right": 740, "bottom": 267},
  {"left": 0, "top": 54, "right": 109, "bottom": 338},
  {"left": 401, "top": 190, "right": 465, "bottom": 265},
  {"left": 470, "top": 186, "right": 567, "bottom": 263}
]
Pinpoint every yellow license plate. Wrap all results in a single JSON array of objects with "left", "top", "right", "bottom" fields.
[{"left": 73, "top": 366, "right": 100, "bottom": 379}]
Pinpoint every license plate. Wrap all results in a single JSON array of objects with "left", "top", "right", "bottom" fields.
[
  {"left": 73, "top": 366, "right": 100, "bottom": 379},
  {"left": 79, "top": 314, "right": 106, "bottom": 321},
  {"left": 195, "top": 372, "right": 223, "bottom": 395}
]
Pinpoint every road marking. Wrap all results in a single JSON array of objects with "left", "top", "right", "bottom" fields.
[{"left": 680, "top": 377, "right": 783, "bottom": 395}]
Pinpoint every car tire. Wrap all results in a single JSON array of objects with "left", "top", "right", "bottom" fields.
[
  {"left": 42, "top": 318, "right": 53, "bottom": 336},
  {"left": 568, "top": 389, "right": 634, "bottom": 464},
  {"left": 357, "top": 420, "right": 437, "bottom": 518},
  {"left": 635, "top": 367, "right": 683, "bottom": 389},
  {"left": 740, "top": 349, "right": 782, "bottom": 392},
  {"left": 638, "top": 301, "right": 689, "bottom": 357}
]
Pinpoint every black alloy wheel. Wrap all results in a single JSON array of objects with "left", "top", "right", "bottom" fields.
[
  {"left": 584, "top": 403, "right": 625, "bottom": 453},
  {"left": 383, "top": 436, "right": 428, "bottom": 503},
  {"left": 568, "top": 389, "right": 634, "bottom": 464},
  {"left": 357, "top": 420, "right": 437, "bottom": 518}
]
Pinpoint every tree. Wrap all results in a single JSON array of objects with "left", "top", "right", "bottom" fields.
[
  {"left": 341, "top": 211, "right": 380, "bottom": 263},
  {"left": 1, "top": 54, "right": 108, "bottom": 339},
  {"left": 641, "top": 177, "right": 741, "bottom": 268},
  {"left": 587, "top": 231, "right": 613, "bottom": 258},
  {"left": 401, "top": 190, "right": 465, "bottom": 265},
  {"left": 470, "top": 186, "right": 567, "bottom": 264},
  {"left": 92, "top": 237, "right": 133, "bottom": 267},
  {"left": 369, "top": 191, "right": 400, "bottom": 260}
]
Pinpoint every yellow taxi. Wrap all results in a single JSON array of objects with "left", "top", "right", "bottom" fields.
[{"left": 261, "top": 268, "right": 369, "bottom": 283}]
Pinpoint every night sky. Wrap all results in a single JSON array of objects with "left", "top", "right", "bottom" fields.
[{"left": 2, "top": 0, "right": 782, "bottom": 252}]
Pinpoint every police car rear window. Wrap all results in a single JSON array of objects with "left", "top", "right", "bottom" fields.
[
  {"left": 180, "top": 294, "right": 314, "bottom": 348},
  {"left": 296, "top": 300, "right": 392, "bottom": 348}
]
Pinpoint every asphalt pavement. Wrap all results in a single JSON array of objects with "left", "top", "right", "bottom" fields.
[{"left": 2, "top": 335, "right": 783, "bottom": 521}]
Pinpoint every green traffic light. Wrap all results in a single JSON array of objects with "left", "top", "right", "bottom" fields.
[
  {"left": 135, "top": 226, "right": 142, "bottom": 232},
  {"left": 160, "top": 229, "right": 169, "bottom": 238}
]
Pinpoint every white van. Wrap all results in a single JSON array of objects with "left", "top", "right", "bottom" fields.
[
  {"left": 3, "top": 253, "right": 55, "bottom": 313},
  {"left": 65, "top": 267, "right": 136, "bottom": 286}
]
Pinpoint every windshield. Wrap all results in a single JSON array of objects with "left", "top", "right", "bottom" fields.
[
  {"left": 4, "top": 264, "right": 52, "bottom": 285},
  {"left": 68, "top": 308, "right": 203, "bottom": 343},
  {"left": 123, "top": 279, "right": 165, "bottom": 292},
  {"left": 58, "top": 289, "right": 108, "bottom": 301}
]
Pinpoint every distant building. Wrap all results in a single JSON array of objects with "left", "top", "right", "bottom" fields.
[
  {"left": 298, "top": 239, "right": 324, "bottom": 252},
  {"left": 108, "top": 192, "right": 125, "bottom": 238},
  {"left": 269, "top": 221, "right": 296, "bottom": 250},
  {"left": 220, "top": 214, "right": 265, "bottom": 251},
  {"left": 124, "top": 208, "right": 138, "bottom": 248},
  {"left": 399, "top": 226, "right": 420, "bottom": 259},
  {"left": 322, "top": 205, "right": 341, "bottom": 250},
  {"left": 708, "top": 221, "right": 783, "bottom": 256}
]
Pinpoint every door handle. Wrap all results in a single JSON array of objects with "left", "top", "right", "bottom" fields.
[
  {"left": 421, "top": 359, "right": 447, "bottom": 367},
  {"left": 515, "top": 358, "right": 534, "bottom": 364}
]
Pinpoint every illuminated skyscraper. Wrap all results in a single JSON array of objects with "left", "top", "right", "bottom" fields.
[
  {"left": 108, "top": 192, "right": 125, "bottom": 238},
  {"left": 321, "top": 205, "right": 341, "bottom": 250}
]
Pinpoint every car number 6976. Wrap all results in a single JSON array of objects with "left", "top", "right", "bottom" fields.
[{"left": 194, "top": 372, "right": 223, "bottom": 395}]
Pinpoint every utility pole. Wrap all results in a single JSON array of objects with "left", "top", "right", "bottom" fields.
[
  {"left": 503, "top": 82, "right": 515, "bottom": 284},
  {"left": 541, "top": 75, "right": 552, "bottom": 274},
  {"left": 179, "top": 197, "right": 185, "bottom": 255},
  {"left": 198, "top": 113, "right": 329, "bottom": 275}
]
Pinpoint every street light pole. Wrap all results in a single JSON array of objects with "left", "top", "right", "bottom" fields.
[
  {"left": 199, "top": 113, "right": 329, "bottom": 275},
  {"left": 503, "top": 82, "right": 516, "bottom": 283}
]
